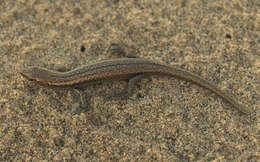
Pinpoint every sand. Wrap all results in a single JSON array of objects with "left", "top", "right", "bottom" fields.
[{"left": 0, "top": 0, "right": 259, "bottom": 161}]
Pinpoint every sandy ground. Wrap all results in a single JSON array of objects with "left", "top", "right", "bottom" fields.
[{"left": 0, "top": 0, "right": 259, "bottom": 161}]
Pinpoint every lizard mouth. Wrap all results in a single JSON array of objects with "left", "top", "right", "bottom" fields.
[{"left": 20, "top": 68, "right": 36, "bottom": 81}]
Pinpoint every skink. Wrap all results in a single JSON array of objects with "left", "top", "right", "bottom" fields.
[{"left": 21, "top": 58, "right": 249, "bottom": 114}]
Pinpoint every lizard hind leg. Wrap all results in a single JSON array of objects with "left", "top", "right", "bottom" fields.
[{"left": 112, "top": 74, "right": 150, "bottom": 99}]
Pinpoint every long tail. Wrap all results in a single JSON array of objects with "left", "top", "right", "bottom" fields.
[{"left": 164, "top": 66, "right": 249, "bottom": 114}]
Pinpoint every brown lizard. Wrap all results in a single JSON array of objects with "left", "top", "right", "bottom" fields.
[{"left": 20, "top": 58, "right": 249, "bottom": 114}]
